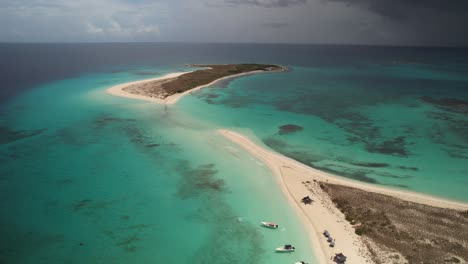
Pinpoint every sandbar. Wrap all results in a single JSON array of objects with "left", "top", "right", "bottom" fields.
[{"left": 218, "top": 129, "right": 468, "bottom": 264}]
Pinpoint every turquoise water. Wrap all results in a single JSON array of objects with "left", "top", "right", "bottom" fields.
[
  {"left": 178, "top": 65, "right": 468, "bottom": 202},
  {"left": 0, "top": 68, "right": 315, "bottom": 263},
  {"left": 2, "top": 44, "right": 468, "bottom": 263}
]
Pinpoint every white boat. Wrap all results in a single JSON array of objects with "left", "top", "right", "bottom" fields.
[
  {"left": 295, "top": 262, "right": 308, "bottom": 264},
  {"left": 275, "top": 244, "right": 295, "bottom": 252},
  {"left": 261, "top": 221, "right": 279, "bottom": 229}
]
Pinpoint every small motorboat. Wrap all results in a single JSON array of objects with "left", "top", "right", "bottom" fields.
[
  {"left": 276, "top": 244, "right": 295, "bottom": 253},
  {"left": 295, "top": 262, "right": 308, "bottom": 264},
  {"left": 261, "top": 221, "right": 279, "bottom": 229}
]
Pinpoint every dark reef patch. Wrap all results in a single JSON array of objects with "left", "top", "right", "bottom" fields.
[
  {"left": 73, "top": 199, "right": 92, "bottom": 211},
  {"left": 176, "top": 162, "right": 225, "bottom": 199},
  {"left": 55, "top": 126, "right": 95, "bottom": 146},
  {"left": 94, "top": 115, "right": 136, "bottom": 129},
  {"left": 56, "top": 178, "right": 75, "bottom": 185},
  {"left": 116, "top": 235, "right": 140, "bottom": 252},
  {"left": 366, "top": 136, "right": 409, "bottom": 157},
  {"left": 0, "top": 126, "right": 46, "bottom": 145},
  {"left": 72, "top": 196, "right": 133, "bottom": 215},
  {"left": 278, "top": 124, "right": 303, "bottom": 135},
  {"left": 263, "top": 137, "right": 289, "bottom": 149},
  {"left": 399, "top": 166, "right": 418, "bottom": 171},
  {"left": 218, "top": 95, "right": 251, "bottom": 108},
  {"left": 103, "top": 229, "right": 143, "bottom": 253},
  {"left": 347, "top": 161, "right": 389, "bottom": 168},
  {"left": 421, "top": 96, "right": 468, "bottom": 114},
  {"left": 426, "top": 111, "right": 453, "bottom": 122},
  {"left": 426, "top": 110, "right": 468, "bottom": 156},
  {"left": 375, "top": 172, "right": 411, "bottom": 179},
  {"left": 198, "top": 93, "right": 220, "bottom": 104},
  {"left": 445, "top": 145, "right": 468, "bottom": 160},
  {"left": 94, "top": 115, "right": 163, "bottom": 150}
]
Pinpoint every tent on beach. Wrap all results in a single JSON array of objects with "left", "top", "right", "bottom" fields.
[
  {"left": 333, "top": 253, "right": 347, "bottom": 263},
  {"left": 301, "top": 196, "right": 313, "bottom": 204}
]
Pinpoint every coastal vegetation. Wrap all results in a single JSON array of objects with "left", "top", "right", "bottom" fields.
[
  {"left": 122, "top": 64, "right": 283, "bottom": 100},
  {"left": 321, "top": 183, "right": 468, "bottom": 264},
  {"left": 162, "top": 64, "right": 283, "bottom": 96}
]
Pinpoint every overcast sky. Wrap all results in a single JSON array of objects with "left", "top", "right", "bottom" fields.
[{"left": 1, "top": 0, "right": 468, "bottom": 46}]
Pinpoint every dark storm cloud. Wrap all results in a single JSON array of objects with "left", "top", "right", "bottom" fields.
[
  {"left": 325, "top": 0, "right": 468, "bottom": 19},
  {"left": 2, "top": 0, "right": 467, "bottom": 45},
  {"left": 324, "top": 0, "right": 468, "bottom": 46},
  {"left": 262, "top": 22, "right": 289, "bottom": 28},
  {"left": 226, "top": 0, "right": 307, "bottom": 8}
]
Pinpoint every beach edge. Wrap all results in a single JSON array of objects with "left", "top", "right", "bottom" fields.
[
  {"left": 106, "top": 67, "right": 286, "bottom": 105},
  {"left": 217, "top": 129, "right": 468, "bottom": 264}
]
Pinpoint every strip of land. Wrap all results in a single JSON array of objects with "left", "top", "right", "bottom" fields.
[
  {"left": 106, "top": 67, "right": 468, "bottom": 263},
  {"left": 106, "top": 64, "right": 284, "bottom": 104},
  {"left": 218, "top": 129, "right": 468, "bottom": 264},
  {"left": 320, "top": 183, "right": 468, "bottom": 264}
]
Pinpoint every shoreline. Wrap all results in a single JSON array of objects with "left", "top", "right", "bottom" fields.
[
  {"left": 164, "top": 70, "right": 265, "bottom": 104},
  {"left": 217, "top": 129, "right": 468, "bottom": 264},
  {"left": 106, "top": 69, "right": 468, "bottom": 263},
  {"left": 106, "top": 67, "right": 283, "bottom": 105},
  {"left": 106, "top": 72, "right": 189, "bottom": 104}
]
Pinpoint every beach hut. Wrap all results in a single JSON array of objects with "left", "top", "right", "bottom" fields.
[
  {"left": 333, "top": 253, "right": 347, "bottom": 263},
  {"left": 327, "top": 236, "right": 334, "bottom": 243},
  {"left": 323, "top": 230, "right": 330, "bottom": 237}
]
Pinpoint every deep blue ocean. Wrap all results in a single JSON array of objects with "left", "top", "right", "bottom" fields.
[{"left": 1, "top": 43, "right": 468, "bottom": 263}]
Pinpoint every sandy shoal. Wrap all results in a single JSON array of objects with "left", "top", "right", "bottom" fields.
[
  {"left": 106, "top": 72, "right": 188, "bottom": 104},
  {"left": 217, "top": 129, "right": 468, "bottom": 264}
]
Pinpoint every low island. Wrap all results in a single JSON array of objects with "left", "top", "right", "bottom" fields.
[{"left": 107, "top": 64, "right": 284, "bottom": 104}]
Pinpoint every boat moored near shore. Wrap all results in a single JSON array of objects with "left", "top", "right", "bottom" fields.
[
  {"left": 275, "top": 244, "right": 295, "bottom": 253},
  {"left": 261, "top": 221, "right": 279, "bottom": 229}
]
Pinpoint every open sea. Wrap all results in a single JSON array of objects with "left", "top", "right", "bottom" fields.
[{"left": 1, "top": 43, "right": 468, "bottom": 263}]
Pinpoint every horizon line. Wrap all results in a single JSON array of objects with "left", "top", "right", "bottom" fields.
[{"left": 1, "top": 41, "right": 468, "bottom": 49}]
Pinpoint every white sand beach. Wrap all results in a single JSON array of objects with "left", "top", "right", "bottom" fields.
[
  {"left": 106, "top": 70, "right": 468, "bottom": 264},
  {"left": 217, "top": 129, "right": 468, "bottom": 264},
  {"left": 106, "top": 70, "right": 265, "bottom": 105},
  {"left": 106, "top": 72, "right": 188, "bottom": 104}
]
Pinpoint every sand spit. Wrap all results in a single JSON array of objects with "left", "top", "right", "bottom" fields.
[
  {"left": 106, "top": 72, "right": 188, "bottom": 104},
  {"left": 218, "top": 129, "right": 468, "bottom": 264}
]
